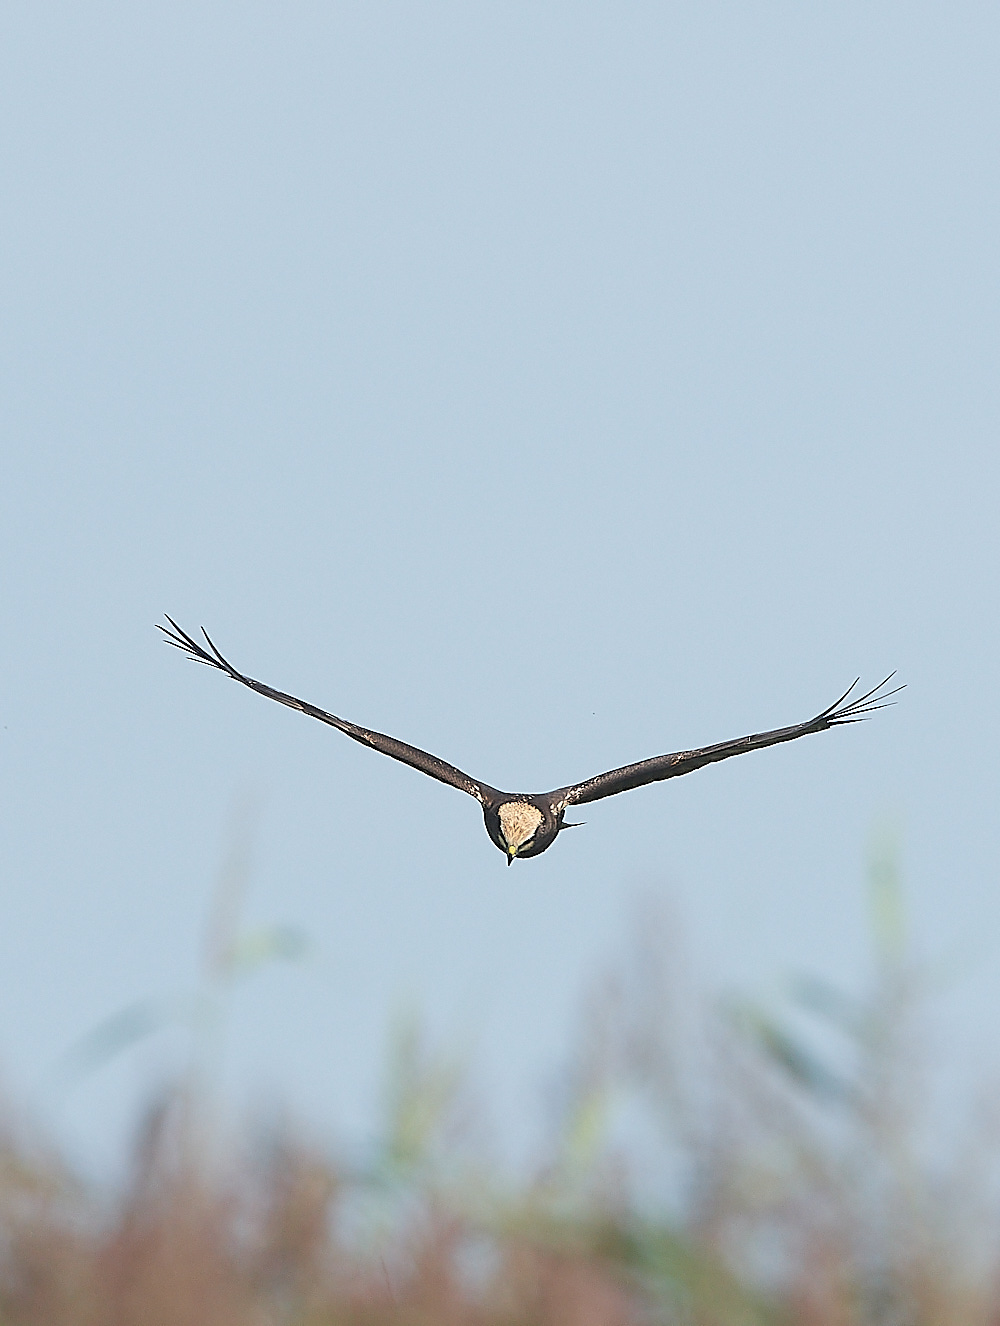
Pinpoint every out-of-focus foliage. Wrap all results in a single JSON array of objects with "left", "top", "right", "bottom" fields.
[{"left": 4, "top": 844, "right": 1000, "bottom": 1324}]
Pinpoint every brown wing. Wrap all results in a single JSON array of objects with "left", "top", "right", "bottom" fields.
[
  {"left": 158, "top": 617, "right": 499, "bottom": 805},
  {"left": 551, "top": 676, "right": 902, "bottom": 810}
]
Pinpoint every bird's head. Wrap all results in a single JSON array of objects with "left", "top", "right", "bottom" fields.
[{"left": 497, "top": 801, "right": 544, "bottom": 865}]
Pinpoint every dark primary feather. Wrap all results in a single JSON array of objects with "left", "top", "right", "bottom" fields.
[
  {"left": 156, "top": 617, "right": 496, "bottom": 805},
  {"left": 551, "top": 675, "right": 903, "bottom": 810}
]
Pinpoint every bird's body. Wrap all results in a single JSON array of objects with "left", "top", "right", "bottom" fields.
[{"left": 158, "top": 617, "right": 900, "bottom": 864}]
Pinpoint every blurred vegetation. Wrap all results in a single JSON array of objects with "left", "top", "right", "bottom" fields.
[{"left": 3, "top": 838, "right": 1000, "bottom": 1325}]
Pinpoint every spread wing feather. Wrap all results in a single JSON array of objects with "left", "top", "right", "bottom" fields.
[
  {"left": 551, "top": 676, "right": 903, "bottom": 810},
  {"left": 158, "top": 617, "right": 497, "bottom": 805}
]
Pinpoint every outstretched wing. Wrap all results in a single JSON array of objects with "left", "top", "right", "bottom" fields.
[
  {"left": 158, "top": 617, "right": 498, "bottom": 805},
  {"left": 551, "top": 676, "right": 903, "bottom": 810}
]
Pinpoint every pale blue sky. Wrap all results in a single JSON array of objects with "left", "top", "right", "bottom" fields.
[{"left": 2, "top": 3, "right": 998, "bottom": 1175}]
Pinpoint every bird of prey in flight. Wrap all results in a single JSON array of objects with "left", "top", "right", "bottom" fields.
[{"left": 159, "top": 617, "right": 901, "bottom": 865}]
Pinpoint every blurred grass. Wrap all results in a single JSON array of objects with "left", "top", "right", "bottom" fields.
[{"left": 3, "top": 840, "right": 999, "bottom": 1325}]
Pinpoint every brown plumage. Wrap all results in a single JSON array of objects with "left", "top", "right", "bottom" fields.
[{"left": 159, "top": 616, "right": 901, "bottom": 863}]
